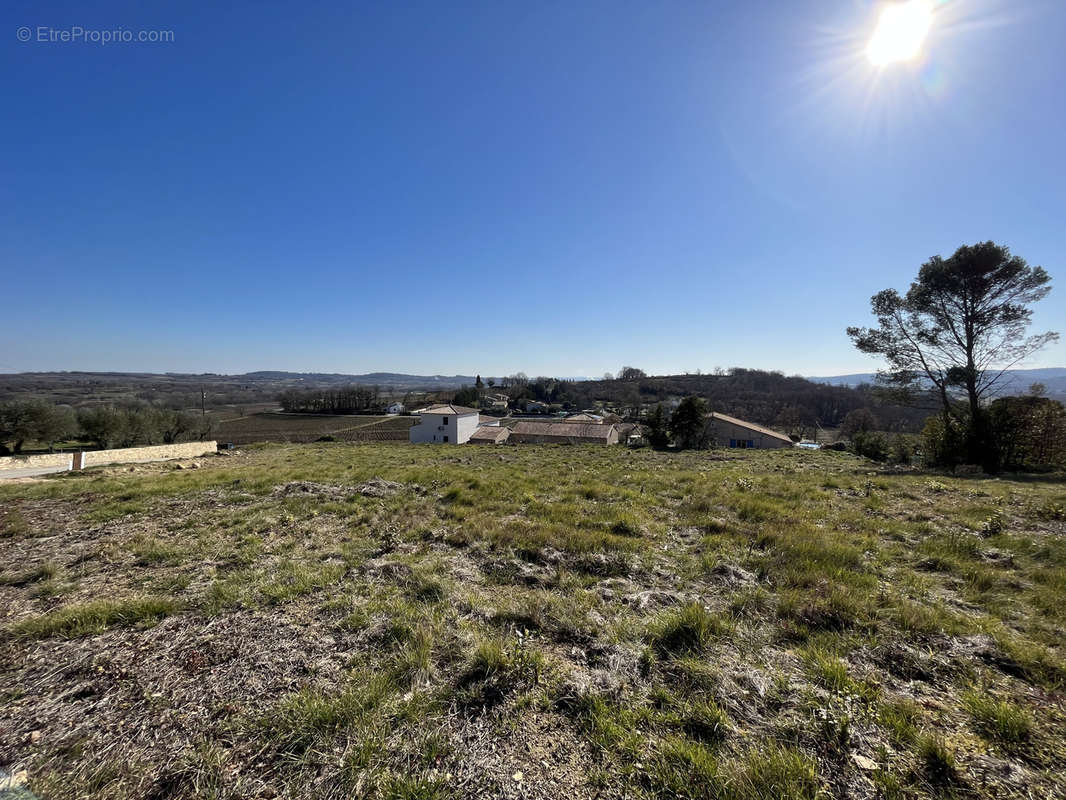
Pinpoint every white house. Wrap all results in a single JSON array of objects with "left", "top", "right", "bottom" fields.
[
  {"left": 409, "top": 404, "right": 480, "bottom": 444},
  {"left": 386, "top": 402, "right": 405, "bottom": 415}
]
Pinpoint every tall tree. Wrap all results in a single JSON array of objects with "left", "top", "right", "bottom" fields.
[
  {"left": 669, "top": 396, "right": 709, "bottom": 450},
  {"left": 645, "top": 404, "right": 670, "bottom": 448},
  {"left": 847, "top": 242, "right": 1057, "bottom": 469}
]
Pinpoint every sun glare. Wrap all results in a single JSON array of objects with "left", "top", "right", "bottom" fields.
[{"left": 866, "top": 0, "right": 933, "bottom": 66}]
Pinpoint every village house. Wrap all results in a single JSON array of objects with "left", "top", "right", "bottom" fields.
[
  {"left": 469, "top": 426, "right": 510, "bottom": 444},
  {"left": 564, "top": 412, "right": 604, "bottom": 423},
  {"left": 408, "top": 404, "right": 480, "bottom": 444},
  {"left": 705, "top": 412, "right": 793, "bottom": 449},
  {"left": 615, "top": 422, "right": 644, "bottom": 446},
  {"left": 508, "top": 421, "right": 619, "bottom": 445},
  {"left": 386, "top": 402, "right": 405, "bottom": 414},
  {"left": 480, "top": 393, "right": 510, "bottom": 411}
]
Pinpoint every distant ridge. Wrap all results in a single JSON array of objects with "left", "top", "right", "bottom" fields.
[{"left": 809, "top": 368, "right": 1066, "bottom": 398}]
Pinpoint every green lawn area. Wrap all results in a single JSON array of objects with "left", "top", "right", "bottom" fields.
[{"left": 1, "top": 443, "right": 1063, "bottom": 799}]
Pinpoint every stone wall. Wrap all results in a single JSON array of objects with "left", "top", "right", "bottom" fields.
[
  {"left": 82, "top": 441, "right": 217, "bottom": 467},
  {"left": 0, "top": 452, "right": 74, "bottom": 472}
]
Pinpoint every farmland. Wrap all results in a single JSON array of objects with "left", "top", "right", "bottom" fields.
[
  {"left": 212, "top": 413, "right": 416, "bottom": 445},
  {"left": 1, "top": 444, "right": 1064, "bottom": 800}
]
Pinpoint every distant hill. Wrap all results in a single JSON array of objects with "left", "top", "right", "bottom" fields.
[
  {"left": 809, "top": 368, "right": 1066, "bottom": 398},
  {"left": 240, "top": 371, "right": 479, "bottom": 387}
]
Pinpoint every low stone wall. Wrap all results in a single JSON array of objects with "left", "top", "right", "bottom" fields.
[
  {"left": 0, "top": 452, "right": 74, "bottom": 472},
  {"left": 82, "top": 441, "right": 217, "bottom": 468}
]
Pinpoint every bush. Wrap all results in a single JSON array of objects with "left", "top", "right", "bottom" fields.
[
  {"left": 850, "top": 430, "right": 888, "bottom": 462},
  {"left": 921, "top": 415, "right": 967, "bottom": 468}
]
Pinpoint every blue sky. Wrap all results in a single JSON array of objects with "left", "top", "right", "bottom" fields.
[{"left": 3, "top": 0, "right": 1064, "bottom": 377}]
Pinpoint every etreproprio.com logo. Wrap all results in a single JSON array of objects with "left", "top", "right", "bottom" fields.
[{"left": 16, "top": 26, "right": 175, "bottom": 44}]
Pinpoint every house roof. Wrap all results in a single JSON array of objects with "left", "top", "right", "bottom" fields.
[
  {"left": 708, "top": 412, "right": 793, "bottom": 443},
  {"left": 419, "top": 404, "right": 480, "bottom": 416},
  {"left": 565, "top": 412, "right": 603, "bottom": 423},
  {"left": 478, "top": 415, "right": 502, "bottom": 426},
  {"left": 510, "top": 421, "right": 617, "bottom": 440},
  {"left": 469, "top": 426, "right": 510, "bottom": 442}
]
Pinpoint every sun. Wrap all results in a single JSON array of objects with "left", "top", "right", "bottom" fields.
[{"left": 866, "top": 0, "right": 934, "bottom": 66}]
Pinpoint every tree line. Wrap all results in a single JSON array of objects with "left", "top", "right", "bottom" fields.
[
  {"left": 483, "top": 368, "right": 928, "bottom": 433},
  {"left": 277, "top": 385, "right": 382, "bottom": 414},
  {"left": 0, "top": 399, "right": 214, "bottom": 454}
]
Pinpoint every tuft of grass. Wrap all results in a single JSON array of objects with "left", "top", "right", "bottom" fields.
[
  {"left": 610, "top": 516, "right": 643, "bottom": 537},
  {"left": 681, "top": 699, "right": 730, "bottom": 744},
  {"left": 879, "top": 698, "right": 921, "bottom": 746},
  {"left": 778, "top": 585, "right": 864, "bottom": 634},
  {"left": 129, "top": 536, "right": 184, "bottom": 566},
  {"left": 649, "top": 736, "right": 721, "bottom": 796},
  {"left": 804, "top": 647, "right": 852, "bottom": 694},
  {"left": 261, "top": 673, "right": 395, "bottom": 754},
  {"left": 404, "top": 568, "right": 448, "bottom": 603},
  {"left": 394, "top": 625, "right": 436, "bottom": 688},
  {"left": 961, "top": 690, "right": 1032, "bottom": 745},
  {"left": 916, "top": 734, "right": 957, "bottom": 788},
  {"left": 727, "top": 743, "right": 820, "bottom": 800},
  {"left": 650, "top": 603, "right": 734, "bottom": 656},
  {"left": 258, "top": 560, "right": 345, "bottom": 605},
  {"left": 0, "top": 508, "right": 30, "bottom": 537},
  {"left": 989, "top": 632, "right": 1066, "bottom": 689},
  {"left": 9, "top": 596, "right": 181, "bottom": 639},
  {"left": 0, "top": 559, "right": 59, "bottom": 586}
]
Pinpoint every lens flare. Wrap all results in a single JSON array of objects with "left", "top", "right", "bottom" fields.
[{"left": 866, "top": 0, "right": 934, "bottom": 66}]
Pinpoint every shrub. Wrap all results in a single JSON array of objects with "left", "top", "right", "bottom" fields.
[{"left": 851, "top": 431, "right": 888, "bottom": 462}]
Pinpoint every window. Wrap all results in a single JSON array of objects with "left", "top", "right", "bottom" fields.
[
  {"left": 443, "top": 435, "right": 449, "bottom": 443},
  {"left": 730, "top": 439, "right": 736, "bottom": 448},
  {"left": 748, "top": 439, "right": 755, "bottom": 448},
  {"left": 442, "top": 416, "right": 449, "bottom": 425}
]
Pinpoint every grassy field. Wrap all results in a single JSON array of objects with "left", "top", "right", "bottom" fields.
[
  {"left": 212, "top": 413, "right": 416, "bottom": 444},
  {"left": 1, "top": 444, "right": 1064, "bottom": 800}
]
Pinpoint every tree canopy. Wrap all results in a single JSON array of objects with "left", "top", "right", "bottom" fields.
[{"left": 848, "top": 242, "right": 1057, "bottom": 469}]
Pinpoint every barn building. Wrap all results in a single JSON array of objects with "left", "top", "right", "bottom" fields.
[
  {"left": 469, "top": 426, "right": 511, "bottom": 444},
  {"left": 705, "top": 412, "right": 793, "bottom": 449},
  {"left": 508, "top": 421, "right": 619, "bottom": 445}
]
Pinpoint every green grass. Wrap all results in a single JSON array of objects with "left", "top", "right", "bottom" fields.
[
  {"left": 961, "top": 690, "right": 1032, "bottom": 745},
  {"left": 916, "top": 735, "right": 958, "bottom": 789},
  {"left": 1, "top": 443, "right": 1064, "bottom": 800},
  {"left": 8, "top": 596, "right": 181, "bottom": 639},
  {"left": 650, "top": 603, "right": 735, "bottom": 656}
]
